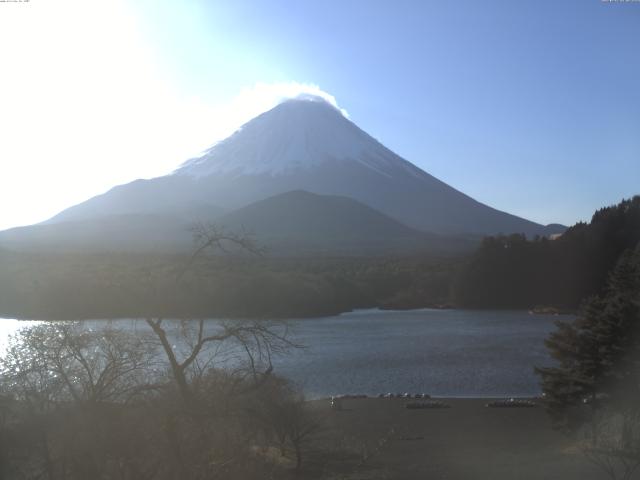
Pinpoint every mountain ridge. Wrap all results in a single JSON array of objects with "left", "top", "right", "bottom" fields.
[
  {"left": 0, "top": 190, "right": 476, "bottom": 255},
  {"left": 2, "top": 96, "right": 565, "bottom": 254},
  {"left": 216, "top": 190, "right": 471, "bottom": 255}
]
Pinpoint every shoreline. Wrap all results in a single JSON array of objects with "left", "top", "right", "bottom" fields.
[
  {"left": 315, "top": 394, "right": 544, "bottom": 401},
  {"left": 309, "top": 396, "right": 601, "bottom": 479},
  {"left": 0, "top": 304, "right": 576, "bottom": 322}
]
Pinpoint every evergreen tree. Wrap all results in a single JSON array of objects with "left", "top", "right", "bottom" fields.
[{"left": 536, "top": 244, "right": 640, "bottom": 430}]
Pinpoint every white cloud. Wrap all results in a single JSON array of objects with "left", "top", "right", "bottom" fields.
[
  {"left": 182, "top": 81, "right": 349, "bottom": 158},
  {"left": 230, "top": 82, "right": 349, "bottom": 121}
]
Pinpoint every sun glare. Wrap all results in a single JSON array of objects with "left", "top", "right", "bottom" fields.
[{"left": 0, "top": 1, "right": 338, "bottom": 230}]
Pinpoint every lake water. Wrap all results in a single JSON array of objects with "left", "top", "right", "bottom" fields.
[{"left": 0, "top": 309, "right": 566, "bottom": 399}]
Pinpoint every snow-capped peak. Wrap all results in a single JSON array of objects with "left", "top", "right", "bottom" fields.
[
  {"left": 284, "top": 93, "right": 349, "bottom": 118},
  {"left": 174, "top": 96, "right": 424, "bottom": 179}
]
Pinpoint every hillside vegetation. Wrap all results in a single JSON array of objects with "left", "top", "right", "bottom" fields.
[
  {"left": 1, "top": 197, "right": 637, "bottom": 320},
  {"left": 454, "top": 196, "right": 640, "bottom": 309},
  {"left": 0, "top": 251, "right": 457, "bottom": 320}
]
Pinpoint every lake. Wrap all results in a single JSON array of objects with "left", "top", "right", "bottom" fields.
[{"left": 0, "top": 309, "right": 566, "bottom": 399}]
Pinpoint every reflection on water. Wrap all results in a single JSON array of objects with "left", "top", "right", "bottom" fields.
[{"left": 0, "top": 309, "right": 566, "bottom": 399}]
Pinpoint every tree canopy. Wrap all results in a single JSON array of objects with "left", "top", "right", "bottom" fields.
[
  {"left": 536, "top": 243, "right": 640, "bottom": 430},
  {"left": 455, "top": 196, "right": 640, "bottom": 309}
]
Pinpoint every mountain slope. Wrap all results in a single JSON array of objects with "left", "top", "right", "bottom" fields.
[
  {"left": 0, "top": 214, "right": 196, "bottom": 253},
  {"left": 48, "top": 96, "right": 562, "bottom": 237},
  {"left": 0, "top": 191, "right": 474, "bottom": 255},
  {"left": 216, "top": 190, "right": 468, "bottom": 255}
]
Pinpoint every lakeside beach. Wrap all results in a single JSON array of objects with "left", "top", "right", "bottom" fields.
[{"left": 302, "top": 397, "right": 601, "bottom": 480}]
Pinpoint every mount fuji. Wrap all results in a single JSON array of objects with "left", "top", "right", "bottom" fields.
[{"left": 0, "top": 95, "right": 564, "bottom": 254}]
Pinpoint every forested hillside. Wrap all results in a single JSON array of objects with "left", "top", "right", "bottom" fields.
[
  {"left": 2, "top": 197, "right": 637, "bottom": 320},
  {"left": 454, "top": 196, "right": 640, "bottom": 309},
  {"left": 0, "top": 251, "right": 457, "bottom": 320}
]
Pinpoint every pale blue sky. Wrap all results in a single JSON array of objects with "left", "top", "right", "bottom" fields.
[
  {"left": 0, "top": 0, "right": 638, "bottom": 229},
  {"left": 131, "top": 0, "right": 640, "bottom": 226}
]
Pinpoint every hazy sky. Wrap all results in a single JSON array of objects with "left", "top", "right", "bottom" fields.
[{"left": 1, "top": 0, "right": 638, "bottom": 230}]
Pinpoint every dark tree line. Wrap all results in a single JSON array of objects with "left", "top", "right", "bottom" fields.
[
  {"left": 535, "top": 244, "right": 640, "bottom": 480},
  {"left": 454, "top": 196, "right": 640, "bottom": 309},
  {"left": 0, "top": 251, "right": 458, "bottom": 320}
]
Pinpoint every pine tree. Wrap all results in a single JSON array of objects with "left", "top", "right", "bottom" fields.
[{"left": 536, "top": 244, "right": 640, "bottom": 430}]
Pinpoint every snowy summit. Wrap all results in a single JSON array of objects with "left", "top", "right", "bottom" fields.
[{"left": 175, "top": 95, "right": 422, "bottom": 178}]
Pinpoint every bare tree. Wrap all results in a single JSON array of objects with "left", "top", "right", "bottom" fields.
[
  {"left": 144, "top": 223, "right": 299, "bottom": 403},
  {"left": 282, "top": 393, "right": 322, "bottom": 470},
  {"left": 1, "top": 323, "right": 155, "bottom": 406},
  {"left": 0, "top": 322, "right": 158, "bottom": 480},
  {"left": 247, "top": 378, "right": 321, "bottom": 470},
  {"left": 579, "top": 408, "right": 640, "bottom": 480},
  {"left": 179, "top": 222, "right": 264, "bottom": 281},
  {"left": 135, "top": 224, "right": 305, "bottom": 478},
  {"left": 144, "top": 317, "right": 298, "bottom": 404},
  {"left": 0, "top": 224, "right": 308, "bottom": 480}
]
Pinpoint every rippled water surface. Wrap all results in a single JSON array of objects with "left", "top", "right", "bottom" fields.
[
  {"left": 0, "top": 309, "right": 566, "bottom": 399},
  {"left": 276, "top": 309, "right": 564, "bottom": 398}
]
